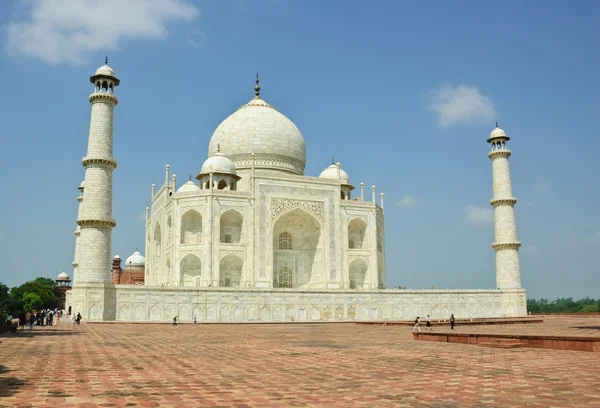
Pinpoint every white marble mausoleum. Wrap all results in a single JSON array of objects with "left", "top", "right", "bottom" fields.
[{"left": 66, "top": 62, "right": 527, "bottom": 322}]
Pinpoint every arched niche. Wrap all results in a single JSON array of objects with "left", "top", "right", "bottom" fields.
[
  {"left": 220, "top": 254, "right": 243, "bottom": 287},
  {"left": 220, "top": 209, "right": 243, "bottom": 244},
  {"left": 180, "top": 254, "right": 202, "bottom": 287},
  {"left": 181, "top": 210, "right": 202, "bottom": 244},
  {"left": 349, "top": 258, "right": 368, "bottom": 289},
  {"left": 154, "top": 223, "right": 162, "bottom": 255},
  {"left": 348, "top": 218, "right": 368, "bottom": 249},
  {"left": 272, "top": 208, "right": 322, "bottom": 289}
]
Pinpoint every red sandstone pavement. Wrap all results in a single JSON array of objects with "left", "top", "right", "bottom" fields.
[
  {"left": 1, "top": 317, "right": 599, "bottom": 407},
  {"left": 418, "top": 316, "right": 600, "bottom": 337}
]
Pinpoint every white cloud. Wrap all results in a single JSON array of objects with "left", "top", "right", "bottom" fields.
[
  {"left": 431, "top": 84, "right": 497, "bottom": 127},
  {"left": 5, "top": 0, "right": 199, "bottom": 65},
  {"left": 464, "top": 205, "right": 494, "bottom": 226},
  {"left": 535, "top": 183, "right": 550, "bottom": 193},
  {"left": 397, "top": 195, "right": 417, "bottom": 208}
]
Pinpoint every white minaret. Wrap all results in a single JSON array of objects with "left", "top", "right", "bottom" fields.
[
  {"left": 74, "top": 59, "right": 119, "bottom": 300},
  {"left": 71, "top": 181, "right": 85, "bottom": 285},
  {"left": 488, "top": 123, "right": 522, "bottom": 289}
]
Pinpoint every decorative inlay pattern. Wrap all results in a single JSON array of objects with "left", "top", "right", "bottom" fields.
[
  {"left": 219, "top": 250, "right": 245, "bottom": 261},
  {"left": 230, "top": 153, "right": 304, "bottom": 175},
  {"left": 271, "top": 198, "right": 324, "bottom": 223},
  {"left": 492, "top": 242, "right": 522, "bottom": 250},
  {"left": 348, "top": 255, "right": 369, "bottom": 265}
]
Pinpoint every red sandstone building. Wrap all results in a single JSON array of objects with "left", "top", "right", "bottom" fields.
[
  {"left": 112, "top": 251, "right": 145, "bottom": 285},
  {"left": 55, "top": 272, "right": 72, "bottom": 310}
]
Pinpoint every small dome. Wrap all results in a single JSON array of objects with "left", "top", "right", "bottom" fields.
[
  {"left": 319, "top": 163, "right": 350, "bottom": 184},
  {"left": 125, "top": 251, "right": 145, "bottom": 268},
  {"left": 177, "top": 180, "right": 200, "bottom": 193},
  {"left": 95, "top": 63, "right": 116, "bottom": 77},
  {"left": 57, "top": 272, "right": 70, "bottom": 281},
  {"left": 200, "top": 152, "right": 237, "bottom": 175},
  {"left": 79, "top": 180, "right": 85, "bottom": 189},
  {"left": 490, "top": 127, "right": 506, "bottom": 138},
  {"left": 113, "top": 255, "right": 121, "bottom": 259}
]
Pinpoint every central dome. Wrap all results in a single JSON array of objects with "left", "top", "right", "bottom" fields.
[{"left": 208, "top": 82, "right": 306, "bottom": 175}]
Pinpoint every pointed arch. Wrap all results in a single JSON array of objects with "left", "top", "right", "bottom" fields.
[
  {"left": 278, "top": 232, "right": 292, "bottom": 250},
  {"left": 181, "top": 209, "right": 202, "bottom": 244},
  {"left": 220, "top": 209, "right": 243, "bottom": 244},
  {"left": 220, "top": 253, "right": 243, "bottom": 287},
  {"left": 349, "top": 258, "right": 368, "bottom": 289},
  {"left": 154, "top": 223, "right": 162, "bottom": 255},
  {"left": 180, "top": 254, "right": 202, "bottom": 287},
  {"left": 272, "top": 208, "right": 322, "bottom": 289},
  {"left": 348, "top": 218, "right": 368, "bottom": 249}
]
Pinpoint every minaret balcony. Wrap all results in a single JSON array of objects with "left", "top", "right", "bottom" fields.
[
  {"left": 77, "top": 218, "right": 117, "bottom": 228},
  {"left": 488, "top": 150, "right": 512, "bottom": 159},
  {"left": 89, "top": 92, "right": 118, "bottom": 105},
  {"left": 492, "top": 242, "right": 521, "bottom": 250},
  {"left": 82, "top": 156, "right": 118, "bottom": 169},
  {"left": 490, "top": 198, "right": 517, "bottom": 207}
]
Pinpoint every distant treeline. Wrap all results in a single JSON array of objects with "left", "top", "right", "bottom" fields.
[{"left": 527, "top": 297, "right": 599, "bottom": 314}]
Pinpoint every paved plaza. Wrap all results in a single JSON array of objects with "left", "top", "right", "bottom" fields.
[{"left": 1, "top": 317, "right": 599, "bottom": 407}]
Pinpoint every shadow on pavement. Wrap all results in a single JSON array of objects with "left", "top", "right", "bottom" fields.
[
  {"left": 2, "top": 328, "right": 83, "bottom": 338},
  {"left": 0, "top": 365, "right": 26, "bottom": 398},
  {"left": 572, "top": 326, "right": 600, "bottom": 331}
]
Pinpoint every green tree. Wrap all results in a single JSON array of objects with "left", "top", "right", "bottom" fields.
[
  {"left": 6, "top": 277, "right": 58, "bottom": 316},
  {"left": 21, "top": 292, "right": 43, "bottom": 313},
  {"left": 0, "top": 282, "right": 10, "bottom": 322},
  {"left": 581, "top": 304, "right": 599, "bottom": 313}
]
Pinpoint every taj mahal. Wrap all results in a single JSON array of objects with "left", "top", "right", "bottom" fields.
[{"left": 65, "top": 61, "right": 527, "bottom": 322}]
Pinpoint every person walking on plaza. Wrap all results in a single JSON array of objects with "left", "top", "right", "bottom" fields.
[
  {"left": 76, "top": 313, "right": 82, "bottom": 325},
  {"left": 412, "top": 316, "right": 421, "bottom": 333},
  {"left": 450, "top": 314, "right": 455, "bottom": 330},
  {"left": 425, "top": 314, "right": 432, "bottom": 331},
  {"left": 173, "top": 316, "right": 178, "bottom": 327},
  {"left": 193, "top": 314, "right": 197, "bottom": 326}
]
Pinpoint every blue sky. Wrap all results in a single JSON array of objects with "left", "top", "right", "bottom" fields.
[{"left": 0, "top": 0, "right": 598, "bottom": 299}]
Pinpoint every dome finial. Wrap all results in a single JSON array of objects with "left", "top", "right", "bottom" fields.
[
  {"left": 189, "top": 174, "right": 192, "bottom": 181},
  {"left": 105, "top": 56, "right": 108, "bottom": 65},
  {"left": 254, "top": 73, "right": 260, "bottom": 97},
  {"left": 332, "top": 156, "right": 335, "bottom": 165},
  {"left": 496, "top": 121, "right": 499, "bottom": 128}
]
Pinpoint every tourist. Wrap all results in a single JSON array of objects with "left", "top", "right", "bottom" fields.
[
  {"left": 172, "top": 316, "right": 178, "bottom": 327},
  {"left": 193, "top": 314, "right": 197, "bottom": 326},
  {"left": 76, "top": 313, "right": 82, "bottom": 325},
  {"left": 425, "top": 314, "right": 432, "bottom": 331},
  {"left": 450, "top": 314, "right": 455, "bottom": 330},
  {"left": 412, "top": 317, "right": 421, "bottom": 333},
  {"left": 72, "top": 314, "right": 77, "bottom": 326}
]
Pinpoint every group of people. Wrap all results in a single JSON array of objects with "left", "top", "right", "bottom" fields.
[
  {"left": 19, "top": 309, "right": 83, "bottom": 330},
  {"left": 412, "top": 314, "right": 456, "bottom": 333}
]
